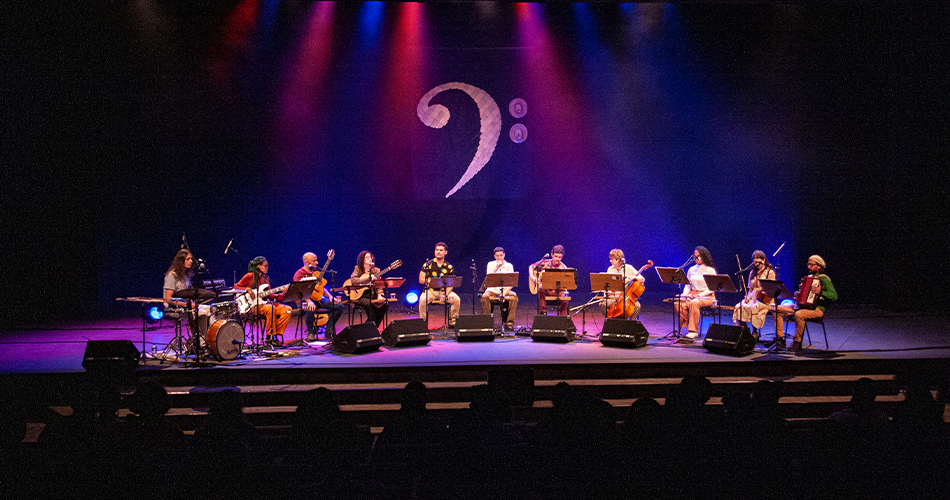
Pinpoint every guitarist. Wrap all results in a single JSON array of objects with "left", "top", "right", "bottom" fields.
[
  {"left": 480, "top": 247, "right": 518, "bottom": 331},
  {"left": 349, "top": 251, "right": 389, "bottom": 327},
  {"left": 293, "top": 252, "right": 345, "bottom": 341},
  {"left": 418, "top": 242, "right": 460, "bottom": 327},
  {"left": 600, "top": 249, "right": 646, "bottom": 319},
  {"left": 731, "top": 250, "right": 776, "bottom": 341},
  {"left": 235, "top": 257, "right": 292, "bottom": 346},
  {"left": 531, "top": 245, "right": 569, "bottom": 315}
]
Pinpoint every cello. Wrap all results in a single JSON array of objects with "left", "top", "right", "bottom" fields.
[{"left": 607, "top": 260, "right": 653, "bottom": 319}]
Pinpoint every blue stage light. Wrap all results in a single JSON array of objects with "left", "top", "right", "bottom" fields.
[
  {"left": 780, "top": 299, "right": 795, "bottom": 308},
  {"left": 405, "top": 289, "right": 419, "bottom": 305},
  {"left": 147, "top": 305, "right": 164, "bottom": 323}
]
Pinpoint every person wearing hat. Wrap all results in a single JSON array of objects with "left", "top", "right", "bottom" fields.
[
  {"left": 480, "top": 247, "right": 519, "bottom": 330},
  {"left": 235, "top": 257, "right": 292, "bottom": 347},
  {"left": 772, "top": 255, "right": 837, "bottom": 352}
]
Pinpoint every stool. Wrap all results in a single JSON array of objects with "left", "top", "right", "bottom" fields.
[
  {"left": 424, "top": 297, "right": 451, "bottom": 332},
  {"left": 541, "top": 295, "right": 570, "bottom": 316}
]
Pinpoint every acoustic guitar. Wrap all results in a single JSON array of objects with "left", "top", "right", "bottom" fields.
[
  {"left": 341, "top": 260, "right": 403, "bottom": 301},
  {"left": 309, "top": 249, "right": 336, "bottom": 302}
]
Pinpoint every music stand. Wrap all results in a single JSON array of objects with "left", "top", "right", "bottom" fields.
[
  {"left": 283, "top": 279, "right": 319, "bottom": 342},
  {"left": 538, "top": 269, "right": 576, "bottom": 316},
  {"left": 481, "top": 273, "right": 519, "bottom": 331},
  {"left": 426, "top": 276, "right": 463, "bottom": 337},
  {"left": 374, "top": 278, "right": 406, "bottom": 327},
  {"left": 759, "top": 279, "right": 793, "bottom": 342},
  {"left": 702, "top": 274, "right": 738, "bottom": 328},
  {"left": 655, "top": 267, "right": 689, "bottom": 337}
]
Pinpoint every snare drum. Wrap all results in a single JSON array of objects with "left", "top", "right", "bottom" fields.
[
  {"left": 210, "top": 301, "right": 237, "bottom": 322},
  {"left": 206, "top": 320, "right": 244, "bottom": 361}
]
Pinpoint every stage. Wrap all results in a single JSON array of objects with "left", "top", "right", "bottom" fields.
[{"left": 3, "top": 305, "right": 948, "bottom": 375}]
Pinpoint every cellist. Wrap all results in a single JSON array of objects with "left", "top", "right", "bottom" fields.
[
  {"left": 732, "top": 250, "right": 775, "bottom": 341},
  {"left": 600, "top": 249, "right": 645, "bottom": 320}
]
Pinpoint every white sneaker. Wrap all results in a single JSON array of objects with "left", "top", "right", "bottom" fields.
[{"left": 685, "top": 332, "right": 699, "bottom": 339}]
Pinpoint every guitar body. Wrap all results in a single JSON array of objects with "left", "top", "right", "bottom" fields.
[
  {"left": 345, "top": 260, "right": 403, "bottom": 301},
  {"left": 235, "top": 285, "right": 270, "bottom": 314},
  {"left": 528, "top": 264, "right": 541, "bottom": 295}
]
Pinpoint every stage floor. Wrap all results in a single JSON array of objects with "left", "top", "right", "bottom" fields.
[{"left": 2, "top": 306, "right": 949, "bottom": 375}]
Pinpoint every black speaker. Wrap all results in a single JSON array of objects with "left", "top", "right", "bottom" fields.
[
  {"left": 703, "top": 324, "right": 756, "bottom": 356},
  {"left": 454, "top": 315, "right": 495, "bottom": 342},
  {"left": 599, "top": 319, "right": 649, "bottom": 348},
  {"left": 381, "top": 318, "right": 431, "bottom": 347},
  {"left": 82, "top": 340, "right": 139, "bottom": 373},
  {"left": 531, "top": 315, "right": 576, "bottom": 342},
  {"left": 333, "top": 323, "right": 384, "bottom": 354}
]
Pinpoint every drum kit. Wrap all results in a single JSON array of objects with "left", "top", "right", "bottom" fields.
[{"left": 121, "top": 286, "right": 261, "bottom": 363}]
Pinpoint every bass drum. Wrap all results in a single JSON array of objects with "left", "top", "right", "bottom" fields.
[{"left": 206, "top": 320, "right": 244, "bottom": 361}]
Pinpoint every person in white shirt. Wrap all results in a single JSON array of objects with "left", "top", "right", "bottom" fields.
[
  {"left": 677, "top": 246, "right": 717, "bottom": 339},
  {"left": 480, "top": 247, "right": 519, "bottom": 330},
  {"left": 601, "top": 249, "right": 646, "bottom": 319}
]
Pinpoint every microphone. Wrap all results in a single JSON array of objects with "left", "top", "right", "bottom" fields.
[
  {"left": 196, "top": 259, "right": 207, "bottom": 271},
  {"left": 224, "top": 239, "right": 233, "bottom": 255}
]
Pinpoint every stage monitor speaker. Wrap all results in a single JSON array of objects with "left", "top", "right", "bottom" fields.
[
  {"left": 454, "top": 315, "right": 495, "bottom": 341},
  {"left": 703, "top": 323, "right": 756, "bottom": 356},
  {"left": 82, "top": 340, "right": 139, "bottom": 373},
  {"left": 599, "top": 319, "right": 649, "bottom": 348},
  {"left": 381, "top": 318, "right": 431, "bottom": 347},
  {"left": 333, "top": 323, "right": 384, "bottom": 354},
  {"left": 531, "top": 315, "right": 576, "bottom": 343}
]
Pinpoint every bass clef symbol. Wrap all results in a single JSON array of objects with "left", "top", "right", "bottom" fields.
[{"left": 417, "top": 82, "right": 501, "bottom": 198}]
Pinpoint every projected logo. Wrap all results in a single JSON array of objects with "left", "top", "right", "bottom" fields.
[{"left": 417, "top": 83, "right": 527, "bottom": 198}]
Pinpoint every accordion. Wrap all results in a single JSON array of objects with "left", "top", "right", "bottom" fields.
[{"left": 796, "top": 276, "right": 821, "bottom": 308}]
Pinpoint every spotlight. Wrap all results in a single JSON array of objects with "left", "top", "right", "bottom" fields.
[
  {"left": 146, "top": 305, "right": 164, "bottom": 324},
  {"left": 405, "top": 289, "right": 420, "bottom": 305},
  {"left": 780, "top": 298, "right": 795, "bottom": 308}
]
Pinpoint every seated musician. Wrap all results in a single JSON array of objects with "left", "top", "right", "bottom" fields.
[
  {"left": 349, "top": 251, "right": 389, "bottom": 327},
  {"left": 163, "top": 249, "right": 211, "bottom": 338},
  {"left": 677, "top": 246, "right": 717, "bottom": 340},
  {"left": 773, "top": 255, "right": 838, "bottom": 352},
  {"left": 235, "top": 257, "right": 292, "bottom": 347},
  {"left": 601, "top": 249, "right": 645, "bottom": 319},
  {"left": 531, "top": 245, "right": 569, "bottom": 316},
  {"left": 293, "top": 252, "right": 345, "bottom": 341},
  {"left": 732, "top": 250, "right": 776, "bottom": 340},
  {"left": 418, "top": 242, "right": 460, "bottom": 327},
  {"left": 480, "top": 247, "right": 518, "bottom": 330}
]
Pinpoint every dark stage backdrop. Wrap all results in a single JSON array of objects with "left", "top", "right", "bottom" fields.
[{"left": 3, "top": 1, "right": 948, "bottom": 326}]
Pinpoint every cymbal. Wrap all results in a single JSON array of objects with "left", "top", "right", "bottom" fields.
[
  {"left": 117, "top": 297, "right": 166, "bottom": 304},
  {"left": 172, "top": 288, "right": 217, "bottom": 300}
]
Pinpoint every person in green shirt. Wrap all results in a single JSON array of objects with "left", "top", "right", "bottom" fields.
[{"left": 773, "top": 255, "right": 838, "bottom": 352}]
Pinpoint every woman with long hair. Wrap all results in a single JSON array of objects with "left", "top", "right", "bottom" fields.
[
  {"left": 732, "top": 250, "right": 776, "bottom": 339},
  {"left": 677, "top": 246, "right": 717, "bottom": 340},
  {"left": 349, "top": 251, "right": 388, "bottom": 326}
]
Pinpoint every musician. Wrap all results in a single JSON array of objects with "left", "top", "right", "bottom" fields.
[
  {"left": 774, "top": 255, "right": 838, "bottom": 352},
  {"left": 349, "top": 251, "right": 389, "bottom": 327},
  {"left": 531, "top": 245, "right": 569, "bottom": 315},
  {"left": 480, "top": 247, "right": 518, "bottom": 330},
  {"left": 677, "top": 246, "right": 717, "bottom": 340},
  {"left": 235, "top": 257, "right": 292, "bottom": 346},
  {"left": 732, "top": 250, "right": 776, "bottom": 339},
  {"left": 293, "top": 252, "right": 345, "bottom": 341},
  {"left": 418, "top": 242, "right": 460, "bottom": 326},
  {"left": 163, "top": 249, "right": 211, "bottom": 336},
  {"left": 601, "top": 249, "right": 645, "bottom": 319}
]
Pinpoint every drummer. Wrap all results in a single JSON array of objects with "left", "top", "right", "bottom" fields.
[{"left": 163, "top": 249, "right": 212, "bottom": 338}]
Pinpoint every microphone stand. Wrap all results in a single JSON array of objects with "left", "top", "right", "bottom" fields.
[{"left": 471, "top": 259, "right": 477, "bottom": 315}]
